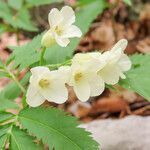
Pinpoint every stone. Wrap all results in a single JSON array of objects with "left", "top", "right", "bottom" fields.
[{"left": 82, "top": 116, "right": 150, "bottom": 150}]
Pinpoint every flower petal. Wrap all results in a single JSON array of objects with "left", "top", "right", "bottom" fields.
[
  {"left": 30, "top": 66, "right": 50, "bottom": 76},
  {"left": 55, "top": 35, "right": 70, "bottom": 47},
  {"left": 120, "top": 72, "right": 126, "bottom": 79},
  {"left": 118, "top": 54, "right": 132, "bottom": 72},
  {"left": 58, "top": 66, "right": 71, "bottom": 83},
  {"left": 60, "top": 6, "right": 75, "bottom": 26},
  {"left": 26, "top": 85, "right": 45, "bottom": 107},
  {"left": 74, "top": 79, "right": 90, "bottom": 102},
  {"left": 48, "top": 8, "right": 63, "bottom": 27},
  {"left": 89, "top": 75, "right": 105, "bottom": 97},
  {"left": 41, "top": 30, "right": 55, "bottom": 48},
  {"left": 41, "top": 82, "right": 68, "bottom": 104},
  {"left": 111, "top": 39, "right": 128, "bottom": 52},
  {"left": 99, "top": 64, "right": 121, "bottom": 85},
  {"left": 62, "top": 25, "right": 82, "bottom": 38},
  {"left": 101, "top": 49, "right": 122, "bottom": 64}
]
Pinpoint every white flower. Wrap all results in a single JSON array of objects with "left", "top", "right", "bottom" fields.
[
  {"left": 72, "top": 52, "right": 102, "bottom": 66},
  {"left": 41, "top": 6, "right": 82, "bottom": 47},
  {"left": 26, "top": 66, "right": 69, "bottom": 107},
  {"left": 68, "top": 53, "right": 105, "bottom": 102},
  {"left": 98, "top": 39, "right": 132, "bottom": 85}
]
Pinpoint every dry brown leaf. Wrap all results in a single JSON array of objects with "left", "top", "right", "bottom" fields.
[
  {"left": 91, "top": 96, "right": 130, "bottom": 114},
  {"left": 136, "top": 37, "right": 150, "bottom": 54}
]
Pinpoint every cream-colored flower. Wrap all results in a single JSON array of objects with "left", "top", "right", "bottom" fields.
[
  {"left": 98, "top": 39, "right": 132, "bottom": 85},
  {"left": 26, "top": 66, "right": 69, "bottom": 107},
  {"left": 72, "top": 52, "right": 102, "bottom": 66},
  {"left": 68, "top": 53, "right": 105, "bottom": 102},
  {"left": 41, "top": 6, "right": 82, "bottom": 47}
]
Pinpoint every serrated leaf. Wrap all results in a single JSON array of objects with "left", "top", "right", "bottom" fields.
[
  {"left": 2, "top": 72, "right": 30, "bottom": 100},
  {"left": 0, "top": 93, "right": 19, "bottom": 111},
  {"left": 10, "top": 126, "right": 43, "bottom": 150},
  {"left": 0, "top": 134, "right": 8, "bottom": 149},
  {"left": 45, "top": 0, "right": 107, "bottom": 64},
  {"left": 0, "top": 125, "right": 10, "bottom": 149},
  {"left": 19, "top": 107, "right": 99, "bottom": 150},
  {"left": 10, "top": 35, "right": 42, "bottom": 70},
  {"left": 0, "top": 124, "right": 42, "bottom": 149},
  {"left": 0, "top": 112, "right": 14, "bottom": 123},
  {"left": 0, "top": 124, "right": 12, "bottom": 149},
  {"left": 0, "top": 124, "right": 10, "bottom": 137},
  {"left": 0, "top": 72, "right": 29, "bottom": 111},
  {"left": 11, "top": 8, "right": 38, "bottom": 31},
  {"left": 0, "top": 1, "right": 12, "bottom": 22},
  {"left": 26, "top": 0, "right": 62, "bottom": 6},
  {"left": 8, "top": 0, "right": 23, "bottom": 10},
  {"left": 0, "top": 60, "right": 10, "bottom": 78},
  {"left": 119, "top": 54, "right": 150, "bottom": 101},
  {"left": 0, "top": 71, "right": 10, "bottom": 78},
  {"left": 0, "top": 1, "right": 37, "bottom": 32}
]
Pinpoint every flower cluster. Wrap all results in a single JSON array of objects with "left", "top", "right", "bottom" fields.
[{"left": 27, "top": 39, "right": 131, "bottom": 107}]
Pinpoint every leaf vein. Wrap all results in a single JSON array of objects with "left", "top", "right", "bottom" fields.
[{"left": 20, "top": 116, "right": 82, "bottom": 150}]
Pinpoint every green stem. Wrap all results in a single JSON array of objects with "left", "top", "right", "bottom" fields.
[
  {"left": 46, "top": 59, "right": 72, "bottom": 70},
  {"left": 4, "top": 67, "right": 26, "bottom": 94},
  {"left": 40, "top": 47, "right": 46, "bottom": 66},
  {"left": 16, "top": 28, "right": 20, "bottom": 46}
]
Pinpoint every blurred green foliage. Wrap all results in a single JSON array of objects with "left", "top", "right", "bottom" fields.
[
  {"left": 120, "top": 54, "right": 150, "bottom": 101},
  {"left": 0, "top": 0, "right": 63, "bottom": 33}
]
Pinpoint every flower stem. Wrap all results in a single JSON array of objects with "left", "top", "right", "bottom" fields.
[
  {"left": 46, "top": 59, "right": 72, "bottom": 70},
  {"left": 40, "top": 47, "right": 46, "bottom": 65}
]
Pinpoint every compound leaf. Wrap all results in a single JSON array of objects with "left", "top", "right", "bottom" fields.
[
  {"left": 19, "top": 107, "right": 99, "bottom": 150},
  {"left": 0, "top": 112, "right": 14, "bottom": 123},
  {"left": 10, "top": 126, "right": 43, "bottom": 150},
  {"left": 10, "top": 35, "right": 42, "bottom": 70}
]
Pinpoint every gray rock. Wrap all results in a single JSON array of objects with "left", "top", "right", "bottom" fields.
[{"left": 83, "top": 116, "right": 150, "bottom": 150}]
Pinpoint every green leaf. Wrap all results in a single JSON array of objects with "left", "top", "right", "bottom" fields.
[
  {"left": 0, "top": 125, "right": 10, "bottom": 149},
  {"left": 0, "top": 60, "right": 10, "bottom": 78},
  {"left": 0, "top": 24, "right": 7, "bottom": 35},
  {"left": 45, "top": 0, "right": 107, "bottom": 64},
  {"left": 0, "top": 1, "right": 12, "bottom": 23},
  {"left": 19, "top": 107, "right": 99, "bottom": 150},
  {"left": 0, "top": 124, "right": 42, "bottom": 149},
  {"left": 0, "top": 72, "right": 29, "bottom": 111},
  {"left": 3, "top": 82, "right": 21, "bottom": 99},
  {"left": 76, "top": 0, "right": 96, "bottom": 6},
  {"left": 26, "top": 0, "right": 62, "bottom": 6},
  {"left": 11, "top": 8, "right": 38, "bottom": 31},
  {"left": 0, "top": 134, "right": 8, "bottom": 149},
  {"left": 10, "top": 35, "right": 42, "bottom": 70},
  {"left": 0, "top": 59, "right": 4, "bottom": 69},
  {"left": 0, "top": 71, "right": 10, "bottom": 78},
  {"left": 0, "top": 112, "right": 14, "bottom": 123},
  {"left": 0, "top": 124, "right": 11, "bottom": 137},
  {"left": 0, "top": 93, "right": 19, "bottom": 111},
  {"left": 10, "top": 126, "right": 43, "bottom": 150},
  {"left": 123, "top": 0, "right": 132, "bottom": 6},
  {"left": 0, "top": 1, "right": 37, "bottom": 31},
  {"left": 2, "top": 72, "right": 30, "bottom": 100},
  {"left": 120, "top": 54, "right": 150, "bottom": 101},
  {"left": 8, "top": 0, "right": 23, "bottom": 10}
]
